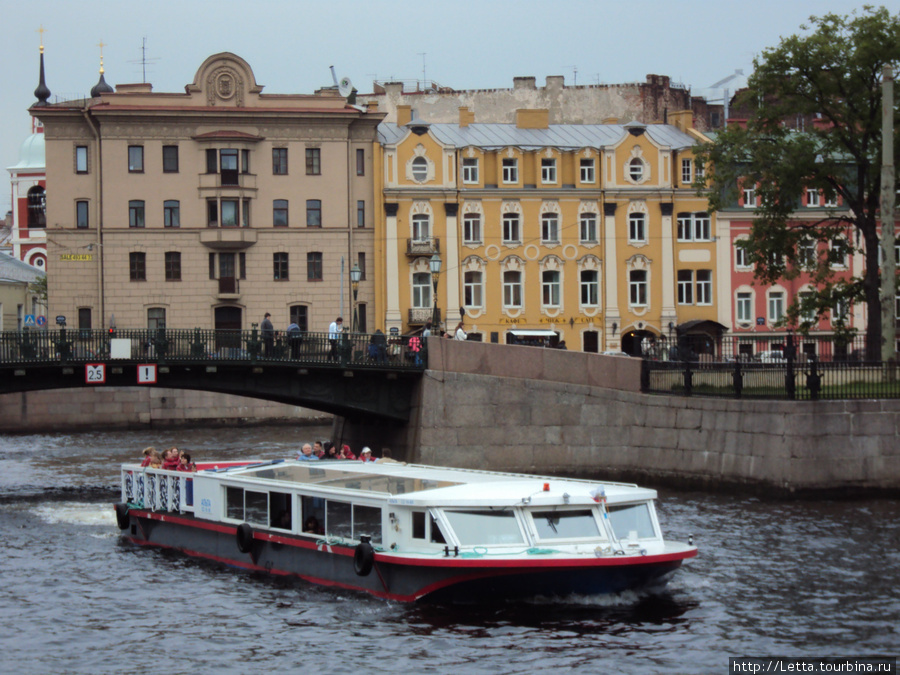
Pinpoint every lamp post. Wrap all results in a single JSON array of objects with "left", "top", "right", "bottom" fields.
[
  {"left": 429, "top": 252, "right": 442, "bottom": 330},
  {"left": 350, "top": 263, "right": 362, "bottom": 333}
]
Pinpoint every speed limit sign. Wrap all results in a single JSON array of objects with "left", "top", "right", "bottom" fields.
[{"left": 85, "top": 363, "right": 106, "bottom": 384}]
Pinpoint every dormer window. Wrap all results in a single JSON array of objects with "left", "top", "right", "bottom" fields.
[
  {"left": 412, "top": 157, "right": 428, "bottom": 182},
  {"left": 628, "top": 158, "right": 644, "bottom": 182}
]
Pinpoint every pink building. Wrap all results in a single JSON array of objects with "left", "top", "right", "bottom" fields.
[{"left": 7, "top": 116, "right": 47, "bottom": 271}]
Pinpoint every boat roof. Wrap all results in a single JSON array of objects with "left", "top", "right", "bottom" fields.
[{"left": 202, "top": 459, "right": 657, "bottom": 507}]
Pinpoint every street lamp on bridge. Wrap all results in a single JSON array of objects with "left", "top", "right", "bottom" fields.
[
  {"left": 429, "top": 252, "right": 442, "bottom": 330},
  {"left": 350, "top": 263, "right": 362, "bottom": 333}
]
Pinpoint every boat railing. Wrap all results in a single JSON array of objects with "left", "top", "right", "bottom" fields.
[{"left": 121, "top": 465, "right": 195, "bottom": 514}]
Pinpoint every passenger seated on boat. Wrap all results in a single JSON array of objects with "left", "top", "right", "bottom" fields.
[
  {"left": 140, "top": 447, "right": 157, "bottom": 467},
  {"left": 321, "top": 442, "right": 338, "bottom": 460},
  {"left": 313, "top": 441, "right": 325, "bottom": 458},
  {"left": 303, "top": 516, "right": 323, "bottom": 534},
  {"left": 177, "top": 452, "right": 196, "bottom": 472},
  {"left": 161, "top": 447, "right": 181, "bottom": 471},
  {"left": 376, "top": 448, "right": 402, "bottom": 464},
  {"left": 297, "top": 443, "right": 319, "bottom": 461},
  {"left": 340, "top": 444, "right": 357, "bottom": 460},
  {"left": 359, "top": 447, "right": 376, "bottom": 462}
]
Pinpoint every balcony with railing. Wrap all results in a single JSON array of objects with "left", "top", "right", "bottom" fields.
[
  {"left": 217, "top": 277, "right": 240, "bottom": 299},
  {"left": 406, "top": 237, "right": 441, "bottom": 257}
]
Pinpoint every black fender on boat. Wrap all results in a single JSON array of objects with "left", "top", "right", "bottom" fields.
[
  {"left": 115, "top": 502, "right": 130, "bottom": 530},
  {"left": 354, "top": 537, "right": 375, "bottom": 576},
  {"left": 236, "top": 523, "right": 254, "bottom": 553}
]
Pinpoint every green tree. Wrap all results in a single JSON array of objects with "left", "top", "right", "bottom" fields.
[
  {"left": 29, "top": 273, "right": 48, "bottom": 303},
  {"left": 695, "top": 6, "right": 900, "bottom": 358}
]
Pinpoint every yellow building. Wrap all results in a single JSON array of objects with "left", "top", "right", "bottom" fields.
[{"left": 376, "top": 107, "right": 715, "bottom": 353}]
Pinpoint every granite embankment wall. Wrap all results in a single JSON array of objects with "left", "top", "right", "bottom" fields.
[
  {"left": 391, "top": 339, "right": 900, "bottom": 495},
  {"left": 0, "top": 388, "right": 328, "bottom": 432}
]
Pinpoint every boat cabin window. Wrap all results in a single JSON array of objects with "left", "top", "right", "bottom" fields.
[
  {"left": 225, "top": 487, "right": 269, "bottom": 526},
  {"left": 411, "top": 511, "right": 446, "bottom": 544},
  {"left": 531, "top": 509, "right": 602, "bottom": 540},
  {"left": 300, "top": 495, "right": 325, "bottom": 535},
  {"left": 269, "top": 491, "right": 292, "bottom": 530},
  {"left": 607, "top": 503, "right": 656, "bottom": 540},
  {"left": 324, "top": 499, "right": 382, "bottom": 544},
  {"left": 443, "top": 509, "right": 524, "bottom": 546}
]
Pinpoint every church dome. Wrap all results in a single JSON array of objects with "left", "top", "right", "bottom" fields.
[{"left": 8, "top": 132, "right": 45, "bottom": 171}]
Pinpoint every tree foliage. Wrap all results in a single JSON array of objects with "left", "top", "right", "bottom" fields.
[{"left": 695, "top": 6, "right": 900, "bottom": 356}]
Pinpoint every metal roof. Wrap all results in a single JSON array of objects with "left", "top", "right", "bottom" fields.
[
  {"left": 0, "top": 254, "right": 45, "bottom": 283},
  {"left": 378, "top": 121, "right": 697, "bottom": 151}
]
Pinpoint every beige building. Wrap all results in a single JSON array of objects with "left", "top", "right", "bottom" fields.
[
  {"left": 34, "top": 53, "right": 383, "bottom": 334},
  {"left": 0, "top": 254, "right": 45, "bottom": 330}
]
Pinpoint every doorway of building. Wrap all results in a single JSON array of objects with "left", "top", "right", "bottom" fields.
[
  {"left": 215, "top": 306, "right": 242, "bottom": 356},
  {"left": 621, "top": 329, "right": 656, "bottom": 357},
  {"left": 583, "top": 330, "right": 599, "bottom": 353}
]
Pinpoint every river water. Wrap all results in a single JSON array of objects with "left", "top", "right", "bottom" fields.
[{"left": 0, "top": 425, "right": 897, "bottom": 674}]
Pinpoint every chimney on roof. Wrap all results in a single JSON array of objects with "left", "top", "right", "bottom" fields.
[
  {"left": 397, "top": 104, "right": 412, "bottom": 127},
  {"left": 668, "top": 110, "right": 694, "bottom": 131},
  {"left": 516, "top": 109, "right": 549, "bottom": 129},
  {"left": 513, "top": 76, "right": 536, "bottom": 90},
  {"left": 459, "top": 106, "right": 475, "bottom": 127}
]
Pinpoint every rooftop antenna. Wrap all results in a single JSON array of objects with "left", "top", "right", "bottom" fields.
[
  {"left": 128, "top": 37, "right": 159, "bottom": 83},
  {"left": 567, "top": 66, "right": 578, "bottom": 86},
  {"left": 418, "top": 52, "right": 426, "bottom": 89},
  {"left": 329, "top": 65, "right": 353, "bottom": 98}
]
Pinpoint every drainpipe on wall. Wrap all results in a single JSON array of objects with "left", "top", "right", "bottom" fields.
[{"left": 81, "top": 108, "right": 103, "bottom": 329}]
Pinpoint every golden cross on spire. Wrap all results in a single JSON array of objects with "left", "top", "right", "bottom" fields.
[
  {"left": 98, "top": 39, "right": 106, "bottom": 73},
  {"left": 37, "top": 25, "right": 46, "bottom": 53}
]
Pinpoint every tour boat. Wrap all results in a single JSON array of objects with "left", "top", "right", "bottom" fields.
[{"left": 115, "top": 459, "right": 696, "bottom": 602}]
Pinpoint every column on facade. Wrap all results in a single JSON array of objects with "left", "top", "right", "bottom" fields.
[
  {"left": 603, "top": 202, "right": 620, "bottom": 350},
  {"left": 444, "top": 203, "right": 461, "bottom": 327},
  {"left": 659, "top": 203, "right": 677, "bottom": 331},
  {"left": 715, "top": 214, "right": 733, "bottom": 330},
  {"left": 384, "top": 203, "right": 402, "bottom": 333}
]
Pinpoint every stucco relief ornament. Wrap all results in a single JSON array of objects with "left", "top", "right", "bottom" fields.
[{"left": 207, "top": 68, "right": 243, "bottom": 106}]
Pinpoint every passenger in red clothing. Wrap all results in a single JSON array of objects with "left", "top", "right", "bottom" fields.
[
  {"left": 140, "top": 446, "right": 156, "bottom": 467},
  {"left": 161, "top": 447, "right": 181, "bottom": 471},
  {"left": 177, "top": 452, "right": 196, "bottom": 472},
  {"left": 359, "top": 447, "right": 376, "bottom": 462},
  {"left": 340, "top": 444, "right": 357, "bottom": 460}
]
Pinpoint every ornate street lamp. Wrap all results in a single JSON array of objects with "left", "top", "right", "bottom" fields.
[
  {"left": 350, "top": 263, "right": 362, "bottom": 333},
  {"left": 429, "top": 252, "right": 442, "bottom": 329}
]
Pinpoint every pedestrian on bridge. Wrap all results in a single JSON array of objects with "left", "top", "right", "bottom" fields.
[
  {"left": 328, "top": 317, "right": 343, "bottom": 361},
  {"left": 261, "top": 313, "right": 274, "bottom": 357}
]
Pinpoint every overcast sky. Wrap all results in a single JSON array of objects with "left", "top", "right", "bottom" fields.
[{"left": 2, "top": 0, "right": 892, "bottom": 213}]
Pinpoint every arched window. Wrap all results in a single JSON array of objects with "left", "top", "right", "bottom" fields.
[
  {"left": 27, "top": 186, "right": 46, "bottom": 228},
  {"left": 628, "top": 158, "right": 644, "bottom": 182},
  {"left": 411, "top": 157, "right": 428, "bottom": 182}
]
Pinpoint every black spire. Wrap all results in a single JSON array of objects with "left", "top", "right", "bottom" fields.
[
  {"left": 34, "top": 46, "right": 51, "bottom": 106},
  {"left": 91, "top": 71, "right": 114, "bottom": 98}
]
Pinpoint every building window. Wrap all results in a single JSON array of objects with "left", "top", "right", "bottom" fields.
[
  {"left": 411, "top": 157, "right": 428, "bottom": 182},
  {"left": 768, "top": 291, "right": 785, "bottom": 323},
  {"left": 541, "top": 158, "right": 557, "bottom": 184},
  {"left": 735, "top": 242, "right": 749, "bottom": 268},
  {"left": 503, "top": 271, "right": 523, "bottom": 308},
  {"left": 207, "top": 198, "right": 249, "bottom": 227},
  {"left": 580, "top": 270, "right": 599, "bottom": 306},
  {"left": 742, "top": 186, "right": 756, "bottom": 208},
  {"left": 824, "top": 192, "right": 838, "bottom": 208},
  {"left": 736, "top": 292, "right": 753, "bottom": 324},
  {"left": 273, "top": 199, "right": 289, "bottom": 227},
  {"left": 806, "top": 188, "right": 820, "bottom": 207},
  {"left": 274, "top": 252, "right": 289, "bottom": 281},
  {"left": 306, "top": 148, "right": 321, "bottom": 175},
  {"left": 221, "top": 199, "right": 240, "bottom": 227},
  {"left": 681, "top": 158, "right": 692, "bottom": 184},
  {"left": 629, "top": 270, "right": 647, "bottom": 306},
  {"left": 78, "top": 307, "right": 92, "bottom": 331},
  {"left": 129, "top": 252, "right": 146, "bottom": 281},
  {"left": 541, "top": 213, "right": 559, "bottom": 243},
  {"left": 502, "top": 158, "right": 518, "bottom": 184},
  {"left": 677, "top": 270, "right": 694, "bottom": 304},
  {"left": 128, "top": 145, "right": 144, "bottom": 172},
  {"left": 129, "top": 200, "right": 145, "bottom": 228},
  {"left": 799, "top": 291, "right": 817, "bottom": 323},
  {"left": 579, "top": 213, "right": 598, "bottom": 243},
  {"left": 27, "top": 187, "right": 46, "bottom": 228},
  {"left": 502, "top": 213, "right": 520, "bottom": 244},
  {"left": 412, "top": 214, "right": 430, "bottom": 241},
  {"left": 412, "top": 272, "right": 432, "bottom": 308},
  {"left": 357, "top": 201, "right": 365, "bottom": 228},
  {"left": 541, "top": 270, "right": 560, "bottom": 307},
  {"left": 219, "top": 149, "right": 239, "bottom": 185},
  {"left": 162, "top": 146, "right": 179, "bottom": 173},
  {"left": 696, "top": 163, "right": 705, "bottom": 179},
  {"left": 798, "top": 238, "right": 817, "bottom": 267},
  {"left": 628, "top": 158, "right": 644, "bottom": 182},
  {"left": 306, "top": 199, "right": 322, "bottom": 228},
  {"left": 464, "top": 271, "right": 483, "bottom": 307},
  {"left": 165, "top": 252, "right": 181, "bottom": 281},
  {"left": 697, "top": 270, "right": 712, "bottom": 305},
  {"left": 307, "top": 252, "right": 323, "bottom": 281},
  {"left": 831, "top": 237, "right": 849, "bottom": 268},
  {"left": 462, "top": 158, "right": 479, "bottom": 184},
  {"left": 147, "top": 307, "right": 166, "bottom": 330},
  {"left": 628, "top": 213, "right": 646, "bottom": 243},
  {"left": 164, "top": 200, "right": 180, "bottom": 228},
  {"left": 357, "top": 304, "right": 367, "bottom": 333},
  {"left": 357, "top": 252, "right": 366, "bottom": 280},
  {"left": 290, "top": 305, "right": 309, "bottom": 332},
  {"left": 463, "top": 213, "right": 481, "bottom": 244},
  {"left": 356, "top": 148, "right": 365, "bottom": 176},
  {"left": 580, "top": 159, "right": 595, "bottom": 183},
  {"left": 272, "top": 148, "right": 288, "bottom": 175},
  {"left": 76, "top": 201, "right": 89, "bottom": 229},
  {"left": 677, "top": 212, "right": 711, "bottom": 241},
  {"left": 76, "top": 146, "right": 88, "bottom": 173}
]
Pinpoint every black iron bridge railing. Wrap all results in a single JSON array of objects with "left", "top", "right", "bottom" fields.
[{"left": 0, "top": 328, "right": 427, "bottom": 370}]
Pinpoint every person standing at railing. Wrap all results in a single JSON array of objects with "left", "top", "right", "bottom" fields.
[
  {"left": 328, "top": 317, "right": 343, "bottom": 361},
  {"left": 261, "top": 313, "right": 274, "bottom": 357},
  {"left": 287, "top": 320, "right": 302, "bottom": 358}
]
